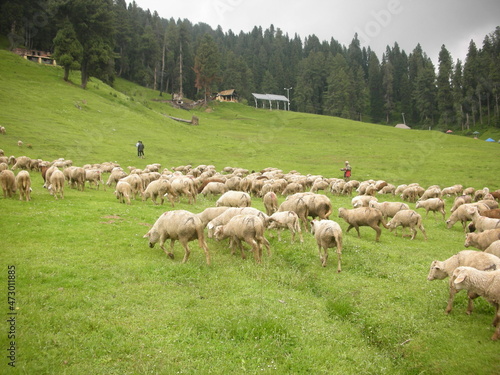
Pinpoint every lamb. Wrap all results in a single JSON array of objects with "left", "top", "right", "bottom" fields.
[
  {"left": 469, "top": 206, "right": 500, "bottom": 233},
  {"left": 310, "top": 219, "right": 343, "bottom": 271},
  {"left": 200, "top": 181, "right": 228, "bottom": 197},
  {"left": 446, "top": 203, "right": 490, "bottom": 232},
  {"left": 369, "top": 201, "right": 409, "bottom": 220},
  {"left": 464, "top": 228, "right": 500, "bottom": 250},
  {"left": 427, "top": 250, "right": 500, "bottom": 314},
  {"left": 15, "top": 170, "right": 31, "bottom": 201},
  {"left": 387, "top": 210, "right": 427, "bottom": 240},
  {"left": 485, "top": 240, "right": 500, "bottom": 258},
  {"left": 142, "top": 179, "right": 176, "bottom": 206},
  {"left": 143, "top": 210, "right": 210, "bottom": 265},
  {"left": 213, "top": 214, "right": 270, "bottom": 263},
  {"left": 206, "top": 207, "right": 269, "bottom": 238},
  {"left": 216, "top": 190, "right": 251, "bottom": 207},
  {"left": 262, "top": 191, "right": 278, "bottom": 215},
  {"left": 338, "top": 207, "right": 388, "bottom": 241},
  {"left": 0, "top": 170, "right": 16, "bottom": 198},
  {"left": 47, "top": 169, "right": 65, "bottom": 199},
  {"left": 453, "top": 266, "right": 500, "bottom": 340},
  {"left": 195, "top": 206, "right": 231, "bottom": 227},
  {"left": 114, "top": 180, "right": 132, "bottom": 205},
  {"left": 352, "top": 195, "right": 378, "bottom": 208},
  {"left": 415, "top": 198, "right": 446, "bottom": 220},
  {"left": 267, "top": 211, "right": 304, "bottom": 243}
]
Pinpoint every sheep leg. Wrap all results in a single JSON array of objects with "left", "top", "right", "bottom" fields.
[
  {"left": 336, "top": 247, "right": 342, "bottom": 273},
  {"left": 372, "top": 225, "right": 382, "bottom": 242},
  {"left": 318, "top": 245, "right": 327, "bottom": 267},
  {"left": 262, "top": 236, "right": 271, "bottom": 257},
  {"left": 197, "top": 234, "right": 211, "bottom": 265},
  {"left": 234, "top": 238, "right": 246, "bottom": 259},
  {"left": 180, "top": 240, "right": 191, "bottom": 264},
  {"left": 248, "top": 239, "right": 261, "bottom": 263},
  {"left": 419, "top": 225, "right": 428, "bottom": 240},
  {"left": 445, "top": 279, "right": 458, "bottom": 314},
  {"left": 166, "top": 239, "right": 176, "bottom": 259}
]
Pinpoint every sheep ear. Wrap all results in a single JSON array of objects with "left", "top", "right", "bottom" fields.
[
  {"left": 454, "top": 273, "right": 467, "bottom": 284},
  {"left": 143, "top": 232, "right": 150, "bottom": 239}
]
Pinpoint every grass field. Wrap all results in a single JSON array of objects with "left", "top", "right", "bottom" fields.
[{"left": 1, "top": 49, "right": 500, "bottom": 374}]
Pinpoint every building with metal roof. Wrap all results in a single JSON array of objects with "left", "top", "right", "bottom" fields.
[{"left": 252, "top": 93, "right": 290, "bottom": 110}]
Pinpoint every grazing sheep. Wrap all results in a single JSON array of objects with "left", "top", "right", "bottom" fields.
[
  {"left": 15, "top": 170, "right": 31, "bottom": 201},
  {"left": 421, "top": 186, "right": 441, "bottom": 200},
  {"left": 281, "top": 182, "right": 304, "bottom": 196},
  {"left": 400, "top": 185, "right": 424, "bottom": 202},
  {"left": 446, "top": 203, "right": 490, "bottom": 232},
  {"left": 310, "top": 219, "right": 343, "bottom": 270},
  {"left": 267, "top": 211, "right": 304, "bottom": 243},
  {"left": 195, "top": 206, "right": 231, "bottom": 227},
  {"left": 451, "top": 195, "right": 473, "bottom": 212},
  {"left": 200, "top": 181, "right": 228, "bottom": 197},
  {"left": 48, "top": 169, "right": 65, "bottom": 199},
  {"left": 213, "top": 214, "right": 270, "bottom": 263},
  {"left": 143, "top": 210, "right": 210, "bottom": 265},
  {"left": 338, "top": 207, "right": 388, "bottom": 242},
  {"left": 415, "top": 198, "right": 446, "bottom": 220},
  {"left": 469, "top": 206, "right": 500, "bottom": 233},
  {"left": 427, "top": 250, "right": 500, "bottom": 314},
  {"left": 11, "top": 156, "right": 31, "bottom": 170},
  {"left": 142, "top": 179, "right": 176, "bottom": 206},
  {"left": 114, "top": 180, "right": 132, "bottom": 205},
  {"left": 387, "top": 210, "right": 427, "bottom": 240},
  {"left": 206, "top": 207, "right": 269, "bottom": 238},
  {"left": 0, "top": 126, "right": 5, "bottom": 134},
  {"left": 17, "top": 140, "right": 23, "bottom": 147},
  {"left": 369, "top": 201, "right": 410, "bottom": 220},
  {"left": 216, "top": 190, "right": 251, "bottom": 207},
  {"left": 310, "top": 178, "right": 329, "bottom": 193},
  {"left": 106, "top": 168, "right": 127, "bottom": 188},
  {"left": 67, "top": 166, "right": 86, "bottom": 191},
  {"left": 485, "top": 240, "right": 500, "bottom": 258},
  {"left": 464, "top": 228, "right": 500, "bottom": 250},
  {"left": 479, "top": 199, "right": 499, "bottom": 210},
  {"left": 453, "top": 266, "right": 500, "bottom": 340},
  {"left": 278, "top": 195, "right": 309, "bottom": 231},
  {"left": 263, "top": 191, "right": 278, "bottom": 215},
  {"left": 120, "top": 173, "right": 143, "bottom": 199},
  {"left": 85, "top": 169, "right": 104, "bottom": 190},
  {"left": 441, "top": 184, "right": 463, "bottom": 197},
  {"left": 290, "top": 192, "right": 332, "bottom": 221},
  {"left": 0, "top": 170, "right": 16, "bottom": 198},
  {"left": 352, "top": 195, "right": 378, "bottom": 208},
  {"left": 379, "top": 183, "right": 396, "bottom": 195}
]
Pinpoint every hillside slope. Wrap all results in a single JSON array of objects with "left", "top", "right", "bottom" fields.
[{"left": 0, "top": 50, "right": 498, "bottom": 187}]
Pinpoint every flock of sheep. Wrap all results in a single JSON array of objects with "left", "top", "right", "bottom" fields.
[{"left": 1, "top": 152, "right": 500, "bottom": 340}]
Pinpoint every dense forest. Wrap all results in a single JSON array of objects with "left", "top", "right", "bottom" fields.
[{"left": 1, "top": 0, "right": 499, "bottom": 130}]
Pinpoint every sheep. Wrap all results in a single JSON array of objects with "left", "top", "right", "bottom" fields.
[
  {"left": 310, "top": 219, "right": 343, "bottom": 270},
  {"left": 294, "top": 193, "right": 332, "bottom": 221},
  {"left": 0, "top": 170, "right": 16, "bottom": 198},
  {"left": 15, "top": 170, "right": 31, "bottom": 201},
  {"left": 17, "top": 140, "right": 23, "bottom": 147},
  {"left": 464, "top": 228, "right": 500, "bottom": 250},
  {"left": 420, "top": 186, "right": 441, "bottom": 200},
  {"left": 278, "top": 195, "right": 309, "bottom": 231},
  {"left": 67, "top": 166, "right": 86, "bottom": 191},
  {"left": 47, "top": 169, "right": 65, "bottom": 199},
  {"left": 338, "top": 207, "right": 388, "bottom": 242},
  {"left": 369, "top": 201, "right": 410, "bottom": 220},
  {"left": 352, "top": 195, "right": 378, "bottom": 208},
  {"left": 200, "top": 181, "right": 228, "bottom": 197},
  {"left": 262, "top": 191, "right": 278, "bottom": 215},
  {"left": 0, "top": 126, "right": 5, "bottom": 134},
  {"left": 479, "top": 199, "right": 500, "bottom": 210},
  {"left": 206, "top": 207, "right": 269, "bottom": 238},
  {"left": 400, "top": 185, "right": 424, "bottom": 202},
  {"left": 142, "top": 179, "right": 176, "bottom": 206},
  {"left": 120, "top": 173, "right": 143, "bottom": 199},
  {"left": 415, "top": 198, "right": 446, "bottom": 220},
  {"left": 485, "top": 240, "right": 500, "bottom": 258},
  {"left": 106, "top": 168, "right": 127, "bottom": 188},
  {"left": 387, "top": 210, "right": 427, "bottom": 240},
  {"left": 114, "top": 180, "right": 132, "bottom": 205},
  {"left": 267, "top": 211, "right": 304, "bottom": 243},
  {"left": 10, "top": 156, "right": 31, "bottom": 170},
  {"left": 281, "top": 182, "right": 304, "bottom": 196},
  {"left": 469, "top": 206, "right": 500, "bottom": 233},
  {"left": 195, "top": 206, "right": 231, "bottom": 227},
  {"left": 427, "top": 250, "right": 500, "bottom": 314},
  {"left": 446, "top": 203, "right": 490, "bottom": 232},
  {"left": 85, "top": 169, "right": 104, "bottom": 190},
  {"left": 453, "top": 266, "right": 500, "bottom": 340},
  {"left": 379, "top": 183, "right": 396, "bottom": 195},
  {"left": 216, "top": 190, "right": 251, "bottom": 207},
  {"left": 310, "top": 178, "right": 329, "bottom": 193},
  {"left": 213, "top": 214, "right": 270, "bottom": 263},
  {"left": 441, "top": 184, "right": 463, "bottom": 197},
  {"left": 143, "top": 210, "right": 210, "bottom": 265},
  {"left": 451, "top": 195, "right": 473, "bottom": 212}
]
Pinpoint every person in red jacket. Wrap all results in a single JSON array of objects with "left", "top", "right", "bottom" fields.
[{"left": 340, "top": 161, "right": 351, "bottom": 181}]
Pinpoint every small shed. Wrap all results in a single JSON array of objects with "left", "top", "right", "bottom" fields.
[
  {"left": 216, "top": 89, "right": 238, "bottom": 103},
  {"left": 395, "top": 123, "right": 411, "bottom": 129},
  {"left": 252, "top": 93, "right": 290, "bottom": 110},
  {"left": 486, "top": 138, "right": 495, "bottom": 142}
]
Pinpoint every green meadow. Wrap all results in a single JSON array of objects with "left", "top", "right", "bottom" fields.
[{"left": 1, "top": 49, "right": 500, "bottom": 374}]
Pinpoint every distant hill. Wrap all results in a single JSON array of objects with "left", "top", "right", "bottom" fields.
[{"left": 0, "top": 49, "right": 498, "bottom": 188}]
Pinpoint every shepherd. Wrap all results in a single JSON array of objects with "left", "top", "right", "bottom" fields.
[{"left": 340, "top": 161, "right": 351, "bottom": 182}]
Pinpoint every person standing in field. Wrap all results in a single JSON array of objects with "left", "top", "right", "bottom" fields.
[
  {"left": 340, "top": 160, "right": 351, "bottom": 181},
  {"left": 136, "top": 140, "right": 145, "bottom": 158}
]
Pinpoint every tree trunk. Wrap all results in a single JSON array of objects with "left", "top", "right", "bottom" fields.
[
  {"left": 81, "top": 60, "right": 88, "bottom": 89},
  {"left": 179, "top": 41, "right": 183, "bottom": 98},
  {"left": 64, "top": 66, "right": 70, "bottom": 82}
]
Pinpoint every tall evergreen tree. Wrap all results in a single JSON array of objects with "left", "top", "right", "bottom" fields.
[
  {"left": 437, "top": 45, "right": 454, "bottom": 126},
  {"left": 194, "top": 33, "right": 220, "bottom": 101},
  {"left": 53, "top": 19, "right": 83, "bottom": 82},
  {"left": 367, "top": 51, "right": 384, "bottom": 123}
]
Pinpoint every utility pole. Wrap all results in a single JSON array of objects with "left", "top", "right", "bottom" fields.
[{"left": 284, "top": 87, "right": 292, "bottom": 111}]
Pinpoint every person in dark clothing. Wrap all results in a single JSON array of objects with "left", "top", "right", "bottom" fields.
[{"left": 136, "top": 140, "right": 145, "bottom": 158}]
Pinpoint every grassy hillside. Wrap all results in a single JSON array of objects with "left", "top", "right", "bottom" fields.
[{"left": 1, "top": 50, "right": 500, "bottom": 375}]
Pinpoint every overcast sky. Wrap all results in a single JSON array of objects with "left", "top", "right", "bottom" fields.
[{"left": 133, "top": 0, "right": 499, "bottom": 65}]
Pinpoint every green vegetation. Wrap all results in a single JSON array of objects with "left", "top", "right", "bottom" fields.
[{"left": 1, "top": 50, "right": 500, "bottom": 374}]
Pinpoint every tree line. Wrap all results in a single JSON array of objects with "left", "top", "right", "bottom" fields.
[{"left": 1, "top": 0, "right": 499, "bottom": 130}]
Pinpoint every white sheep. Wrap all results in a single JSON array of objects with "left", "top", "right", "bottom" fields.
[
  {"left": 369, "top": 200, "right": 409, "bottom": 220},
  {"left": 485, "top": 240, "right": 500, "bottom": 258},
  {"left": 206, "top": 207, "right": 269, "bottom": 238},
  {"left": 469, "top": 206, "right": 500, "bottom": 233},
  {"left": 213, "top": 214, "right": 270, "bottom": 263},
  {"left": 464, "top": 228, "right": 500, "bottom": 250},
  {"left": 352, "top": 195, "right": 378, "bottom": 208},
  {"left": 267, "top": 211, "right": 304, "bottom": 243},
  {"left": 215, "top": 190, "right": 252, "bottom": 207},
  {"left": 0, "top": 169, "right": 16, "bottom": 198},
  {"left": 450, "top": 195, "right": 472, "bottom": 212},
  {"left": 278, "top": 195, "right": 309, "bottom": 231},
  {"left": 427, "top": 250, "right": 500, "bottom": 314},
  {"left": 453, "top": 266, "right": 500, "bottom": 340},
  {"left": 106, "top": 168, "right": 127, "bottom": 188},
  {"left": 387, "top": 210, "right": 427, "bottom": 240},
  {"left": 48, "top": 169, "right": 65, "bottom": 200},
  {"left": 200, "top": 181, "right": 228, "bottom": 197},
  {"left": 446, "top": 203, "right": 490, "bottom": 232},
  {"left": 142, "top": 179, "right": 176, "bottom": 206},
  {"left": 85, "top": 169, "right": 104, "bottom": 190},
  {"left": 195, "top": 206, "right": 231, "bottom": 227},
  {"left": 338, "top": 207, "right": 388, "bottom": 242},
  {"left": 114, "top": 180, "right": 132, "bottom": 205},
  {"left": 415, "top": 198, "right": 446, "bottom": 221},
  {"left": 262, "top": 191, "right": 278, "bottom": 216},
  {"left": 143, "top": 210, "right": 210, "bottom": 265},
  {"left": 15, "top": 170, "right": 31, "bottom": 201},
  {"left": 310, "top": 219, "right": 343, "bottom": 271}
]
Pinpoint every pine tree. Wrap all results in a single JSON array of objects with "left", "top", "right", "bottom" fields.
[
  {"left": 367, "top": 51, "right": 384, "bottom": 123},
  {"left": 194, "top": 33, "right": 220, "bottom": 101},
  {"left": 437, "top": 45, "right": 454, "bottom": 126},
  {"left": 53, "top": 19, "right": 83, "bottom": 82}
]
